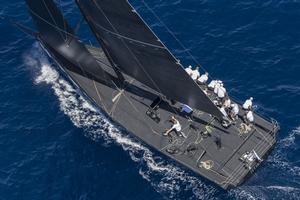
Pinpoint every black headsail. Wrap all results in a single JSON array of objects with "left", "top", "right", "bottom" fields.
[
  {"left": 25, "top": 0, "right": 111, "bottom": 84},
  {"left": 76, "top": 0, "right": 223, "bottom": 119}
]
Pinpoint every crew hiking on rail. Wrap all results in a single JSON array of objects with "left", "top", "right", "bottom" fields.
[{"left": 184, "top": 65, "right": 255, "bottom": 127}]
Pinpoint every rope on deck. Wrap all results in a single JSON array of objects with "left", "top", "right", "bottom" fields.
[{"left": 221, "top": 127, "right": 276, "bottom": 187}]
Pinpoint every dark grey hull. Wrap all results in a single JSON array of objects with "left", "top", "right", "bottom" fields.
[{"left": 38, "top": 39, "right": 279, "bottom": 190}]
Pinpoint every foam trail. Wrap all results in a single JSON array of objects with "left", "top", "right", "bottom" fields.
[
  {"left": 280, "top": 127, "right": 300, "bottom": 149},
  {"left": 24, "top": 43, "right": 220, "bottom": 199},
  {"left": 267, "top": 185, "right": 300, "bottom": 193},
  {"left": 267, "top": 127, "right": 300, "bottom": 178}
]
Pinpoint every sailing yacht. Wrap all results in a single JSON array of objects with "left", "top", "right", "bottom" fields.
[{"left": 20, "top": 0, "right": 279, "bottom": 189}]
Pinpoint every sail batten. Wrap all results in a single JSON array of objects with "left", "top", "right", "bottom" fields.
[{"left": 76, "top": 0, "right": 223, "bottom": 119}]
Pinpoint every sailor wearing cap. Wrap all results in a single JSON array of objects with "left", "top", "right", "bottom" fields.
[
  {"left": 190, "top": 66, "right": 200, "bottom": 81},
  {"left": 185, "top": 65, "right": 193, "bottom": 76},
  {"left": 243, "top": 97, "right": 253, "bottom": 110},
  {"left": 197, "top": 72, "right": 209, "bottom": 84},
  {"left": 214, "top": 81, "right": 221, "bottom": 94}
]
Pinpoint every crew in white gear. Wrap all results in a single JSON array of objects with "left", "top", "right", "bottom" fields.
[
  {"left": 230, "top": 103, "right": 239, "bottom": 120},
  {"left": 220, "top": 83, "right": 226, "bottom": 93},
  {"left": 208, "top": 80, "right": 217, "bottom": 90},
  {"left": 217, "top": 84, "right": 226, "bottom": 99},
  {"left": 231, "top": 104, "right": 239, "bottom": 114},
  {"left": 185, "top": 65, "right": 193, "bottom": 75},
  {"left": 197, "top": 72, "right": 209, "bottom": 84},
  {"left": 163, "top": 116, "right": 182, "bottom": 136},
  {"left": 223, "top": 98, "right": 231, "bottom": 108},
  {"left": 171, "top": 120, "right": 181, "bottom": 132},
  {"left": 214, "top": 81, "right": 221, "bottom": 94},
  {"left": 190, "top": 67, "right": 200, "bottom": 81},
  {"left": 243, "top": 97, "right": 253, "bottom": 110},
  {"left": 245, "top": 110, "right": 254, "bottom": 124}
]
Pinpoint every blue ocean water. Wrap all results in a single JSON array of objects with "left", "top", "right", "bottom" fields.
[{"left": 1, "top": 0, "right": 300, "bottom": 199}]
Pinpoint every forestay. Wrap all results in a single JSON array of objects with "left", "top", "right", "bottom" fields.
[{"left": 76, "top": 0, "right": 223, "bottom": 119}]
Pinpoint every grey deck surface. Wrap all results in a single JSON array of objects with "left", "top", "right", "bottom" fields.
[{"left": 62, "top": 45, "right": 279, "bottom": 189}]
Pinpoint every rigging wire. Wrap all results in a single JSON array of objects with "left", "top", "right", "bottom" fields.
[
  {"left": 41, "top": 0, "right": 66, "bottom": 42},
  {"left": 92, "top": 1, "right": 184, "bottom": 116},
  {"left": 140, "top": 0, "right": 212, "bottom": 77},
  {"left": 26, "top": 7, "right": 76, "bottom": 38},
  {"left": 57, "top": 0, "right": 67, "bottom": 40}
]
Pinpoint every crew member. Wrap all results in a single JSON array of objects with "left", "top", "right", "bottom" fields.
[
  {"left": 163, "top": 116, "right": 183, "bottom": 137},
  {"left": 190, "top": 66, "right": 200, "bottom": 81},
  {"left": 185, "top": 65, "right": 193, "bottom": 76},
  {"left": 244, "top": 110, "right": 254, "bottom": 125},
  {"left": 214, "top": 81, "right": 221, "bottom": 94},
  {"left": 217, "top": 83, "right": 226, "bottom": 99},
  {"left": 220, "top": 106, "right": 232, "bottom": 128},
  {"left": 230, "top": 103, "right": 239, "bottom": 120},
  {"left": 243, "top": 97, "right": 253, "bottom": 110},
  {"left": 197, "top": 72, "right": 209, "bottom": 84},
  {"left": 208, "top": 80, "right": 217, "bottom": 90},
  {"left": 223, "top": 97, "right": 231, "bottom": 109}
]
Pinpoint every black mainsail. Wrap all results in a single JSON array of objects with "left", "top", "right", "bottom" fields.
[
  {"left": 76, "top": 0, "right": 223, "bottom": 119},
  {"left": 25, "top": 0, "right": 111, "bottom": 84}
]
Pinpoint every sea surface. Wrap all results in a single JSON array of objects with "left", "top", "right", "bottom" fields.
[{"left": 1, "top": 0, "right": 300, "bottom": 199}]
